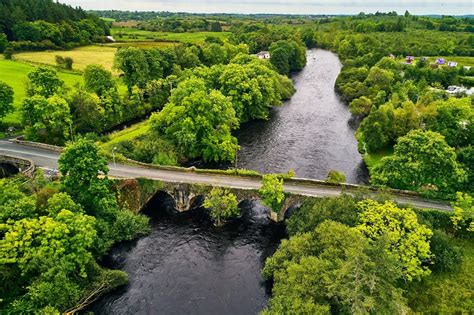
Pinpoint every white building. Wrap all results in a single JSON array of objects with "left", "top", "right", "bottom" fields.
[{"left": 256, "top": 51, "right": 270, "bottom": 59}]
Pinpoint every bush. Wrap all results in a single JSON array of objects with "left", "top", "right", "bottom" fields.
[
  {"left": 286, "top": 195, "right": 358, "bottom": 236},
  {"left": 55, "top": 56, "right": 73, "bottom": 70},
  {"left": 4, "top": 47, "right": 14, "bottom": 59},
  {"left": 429, "top": 230, "right": 462, "bottom": 273},
  {"left": 326, "top": 170, "right": 346, "bottom": 183}
]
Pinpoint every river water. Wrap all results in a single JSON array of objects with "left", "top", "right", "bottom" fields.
[
  {"left": 237, "top": 49, "right": 367, "bottom": 183},
  {"left": 89, "top": 49, "right": 365, "bottom": 314}
]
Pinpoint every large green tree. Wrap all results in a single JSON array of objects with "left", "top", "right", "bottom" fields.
[
  {"left": 357, "top": 200, "right": 433, "bottom": 281},
  {"left": 83, "top": 64, "right": 116, "bottom": 97},
  {"left": 149, "top": 77, "right": 239, "bottom": 162},
  {"left": 203, "top": 187, "right": 240, "bottom": 226},
  {"left": 21, "top": 95, "right": 72, "bottom": 145},
  {"left": 26, "top": 67, "right": 64, "bottom": 98},
  {"left": 371, "top": 130, "right": 466, "bottom": 192},
  {"left": 259, "top": 174, "right": 285, "bottom": 213}
]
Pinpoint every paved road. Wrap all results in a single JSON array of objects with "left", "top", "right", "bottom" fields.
[{"left": 0, "top": 140, "right": 452, "bottom": 211}]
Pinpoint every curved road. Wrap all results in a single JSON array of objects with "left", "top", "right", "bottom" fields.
[{"left": 0, "top": 140, "right": 452, "bottom": 211}]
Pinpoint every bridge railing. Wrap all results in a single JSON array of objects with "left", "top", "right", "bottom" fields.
[{"left": 0, "top": 154, "right": 35, "bottom": 177}]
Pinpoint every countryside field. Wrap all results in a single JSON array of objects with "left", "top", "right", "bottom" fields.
[
  {"left": 110, "top": 27, "right": 231, "bottom": 44},
  {"left": 14, "top": 45, "right": 118, "bottom": 72},
  {"left": 0, "top": 59, "right": 83, "bottom": 125}
]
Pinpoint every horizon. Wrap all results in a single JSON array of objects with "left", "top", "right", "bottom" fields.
[{"left": 57, "top": 1, "right": 473, "bottom": 16}]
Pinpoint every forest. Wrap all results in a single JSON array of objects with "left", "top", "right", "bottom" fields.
[{"left": 0, "top": 2, "right": 473, "bottom": 313}]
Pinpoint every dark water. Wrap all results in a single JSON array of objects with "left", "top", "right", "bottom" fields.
[
  {"left": 236, "top": 49, "right": 368, "bottom": 184},
  {"left": 89, "top": 49, "right": 365, "bottom": 314},
  {"left": 89, "top": 197, "right": 284, "bottom": 314}
]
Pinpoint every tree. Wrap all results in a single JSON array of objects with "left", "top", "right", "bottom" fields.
[
  {"left": 58, "top": 138, "right": 111, "bottom": 216},
  {"left": 450, "top": 192, "right": 473, "bottom": 233},
  {"left": 269, "top": 47, "right": 290, "bottom": 75},
  {"left": 83, "top": 64, "right": 116, "bottom": 96},
  {"left": 114, "top": 47, "right": 149, "bottom": 92},
  {"left": 149, "top": 77, "right": 239, "bottom": 162},
  {"left": 259, "top": 174, "right": 285, "bottom": 213},
  {"left": 203, "top": 187, "right": 240, "bottom": 226},
  {"left": 349, "top": 96, "right": 373, "bottom": 116},
  {"left": 202, "top": 43, "right": 228, "bottom": 66},
  {"left": 357, "top": 200, "right": 433, "bottom": 281},
  {"left": 371, "top": 130, "right": 466, "bottom": 193},
  {"left": 0, "top": 33, "right": 7, "bottom": 52},
  {"left": 26, "top": 67, "right": 64, "bottom": 98},
  {"left": 21, "top": 95, "right": 72, "bottom": 145},
  {"left": 55, "top": 56, "right": 73, "bottom": 70},
  {"left": 0, "top": 80, "right": 14, "bottom": 119},
  {"left": 68, "top": 88, "right": 103, "bottom": 134}
]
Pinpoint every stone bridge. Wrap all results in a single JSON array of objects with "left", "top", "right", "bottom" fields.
[
  {"left": 114, "top": 178, "right": 307, "bottom": 221},
  {"left": 0, "top": 154, "right": 35, "bottom": 178}
]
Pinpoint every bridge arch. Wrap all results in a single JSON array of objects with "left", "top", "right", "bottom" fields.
[{"left": 0, "top": 155, "right": 35, "bottom": 178}]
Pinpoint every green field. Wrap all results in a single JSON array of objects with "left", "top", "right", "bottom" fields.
[
  {"left": 110, "top": 27, "right": 231, "bottom": 44},
  {"left": 14, "top": 45, "right": 118, "bottom": 73},
  {"left": 363, "top": 146, "right": 394, "bottom": 169},
  {"left": 0, "top": 59, "right": 83, "bottom": 125},
  {"left": 99, "top": 120, "right": 149, "bottom": 152}
]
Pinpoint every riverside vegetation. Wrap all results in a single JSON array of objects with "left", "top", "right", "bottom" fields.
[{"left": 0, "top": 3, "right": 473, "bottom": 313}]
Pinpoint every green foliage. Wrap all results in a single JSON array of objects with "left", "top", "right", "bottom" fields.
[
  {"left": 150, "top": 77, "right": 239, "bottom": 162},
  {"left": 264, "top": 221, "right": 408, "bottom": 314},
  {"left": 269, "top": 40, "right": 306, "bottom": 75},
  {"left": 429, "top": 230, "right": 462, "bottom": 273},
  {"left": 21, "top": 94, "right": 72, "bottom": 145},
  {"left": 357, "top": 199, "right": 433, "bottom": 281},
  {"left": 451, "top": 192, "right": 474, "bottom": 233},
  {"left": 111, "top": 209, "right": 150, "bottom": 242},
  {"left": 326, "top": 169, "right": 346, "bottom": 183},
  {"left": 83, "top": 64, "right": 116, "bottom": 96},
  {"left": 26, "top": 66, "right": 64, "bottom": 98},
  {"left": 286, "top": 195, "right": 358, "bottom": 236},
  {"left": 371, "top": 130, "right": 466, "bottom": 194},
  {"left": 114, "top": 47, "right": 150, "bottom": 91},
  {"left": 259, "top": 174, "right": 285, "bottom": 213},
  {"left": 0, "top": 80, "right": 14, "bottom": 119},
  {"left": 58, "top": 138, "right": 110, "bottom": 216},
  {"left": 55, "top": 55, "right": 73, "bottom": 70},
  {"left": 203, "top": 187, "right": 240, "bottom": 226}
]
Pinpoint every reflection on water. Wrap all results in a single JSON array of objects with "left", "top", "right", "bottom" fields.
[
  {"left": 88, "top": 196, "right": 285, "bottom": 315},
  {"left": 236, "top": 49, "right": 368, "bottom": 183}
]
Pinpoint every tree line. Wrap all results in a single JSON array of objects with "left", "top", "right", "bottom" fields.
[{"left": 0, "top": 0, "right": 110, "bottom": 53}]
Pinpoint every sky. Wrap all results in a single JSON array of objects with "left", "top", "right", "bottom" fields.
[{"left": 58, "top": 0, "right": 473, "bottom": 16}]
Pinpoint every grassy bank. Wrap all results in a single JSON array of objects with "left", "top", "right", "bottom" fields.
[{"left": 0, "top": 59, "right": 83, "bottom": 125}]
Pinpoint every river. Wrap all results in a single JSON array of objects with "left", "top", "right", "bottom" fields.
[
  {"left": 89, "top": 49, "right": 365, "bottom": 314},
  {"left": 236, "top": 49, "right": 367, "bottom": 183}
]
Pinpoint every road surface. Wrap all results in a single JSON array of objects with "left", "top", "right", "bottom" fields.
[{"left": 0, "top": 140, "right": 452, "bottom": 211}]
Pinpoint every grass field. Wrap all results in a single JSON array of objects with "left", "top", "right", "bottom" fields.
[
  {"left": 101, "top": 41, "right": 176, "bottom": 49},
  {"left": 363, "top": 146, "right": 394, "bottom": 169},
  {"left": 14, "top": 46, "right": 118, "bottom": 73},
  {"left": 0, "top": 59, "right": 83, "bottom": 125},
  {"left": 110, "top": 27, "right": 231, "bottom": 44},
  {"left": 99, "top": 120, "right": 149, "bottom": 152}
]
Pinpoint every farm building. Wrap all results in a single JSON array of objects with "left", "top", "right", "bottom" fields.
[{"left": 256, "top": 51, "right": 270, "bottom": 59}]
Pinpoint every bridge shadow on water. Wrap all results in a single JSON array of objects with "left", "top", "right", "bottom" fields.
[{"left": 88, "top": 191, "right": 287, "bottom": 315}]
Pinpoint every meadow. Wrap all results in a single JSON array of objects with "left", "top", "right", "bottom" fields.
[
  {"left": 110, "top": 27, "right": 231, "bottom": 44},
  {"left": 0, "top": 59, "right": 83, "bottom": 125},
  {"left": 14, "top": 45, "right": 118, "bottom": 72}
]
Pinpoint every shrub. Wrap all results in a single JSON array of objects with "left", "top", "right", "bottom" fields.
[
  {"left": 326, "top": 170, "right": 346, "bottom": 183},
  {"left": 4, "top": 47, "right": 14, "bottom": 59},
  {"left": 429, "top": 230, "right": 462, "bottom": 273},
  {"left": 55, "top": 56, "right": 73, "bottom": 70}
]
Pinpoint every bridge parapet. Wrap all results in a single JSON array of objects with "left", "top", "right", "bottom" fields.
[{"left": 0, "top": 154, "right": 35, "bottom": 177}]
